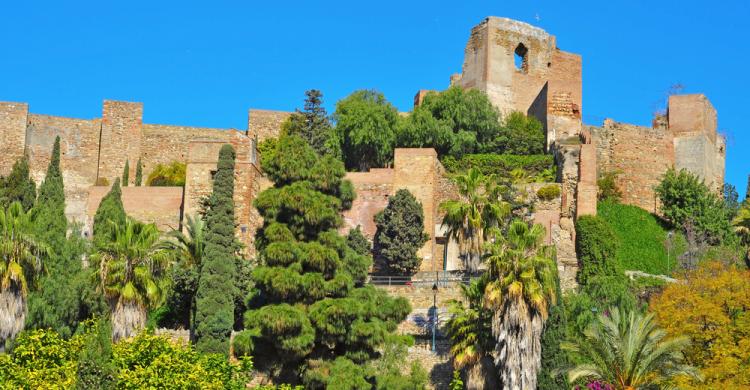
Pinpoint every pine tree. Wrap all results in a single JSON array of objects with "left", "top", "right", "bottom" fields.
[
  {"left": 238, "top": 136, "right": 410, "bottom": 386},
  {"left": 284, "top": 89, "right": 338, "bottom": 157},
  {"left": 194, "top": 144, "right": 237, "bottom": 354},
  {"left": 135, "top": 158, "right": 143, "bottom": 186},
  {"left": 92, "top": 178, "right": 126, "bottom": 245},
  {"left": 0, "top": 155, "right": 36, "bottom": 211},
  {"left": 346, "top": 226, "right": 371, "bottom": 257},
  {"left": 122, "top": 160, "right": 129, "bottom": 187},
  {"left": 373, "top": 189, "right": 429, "bottom": 275},
  {"left": 33, "top": 136, "right": 67, "bottom": 248},
  {"left": 76, "top": 319, "right": 115, "bottom": 389}
]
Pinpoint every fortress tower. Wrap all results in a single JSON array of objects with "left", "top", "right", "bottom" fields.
[{"left": 451, "top": 16, "right": 583, "bottom": 149}]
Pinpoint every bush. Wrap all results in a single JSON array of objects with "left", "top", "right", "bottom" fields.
[
  {"left": 536, "top": 185, "right": 561, "bottom": 201},
  {"left": 442, "top": 153, "right": 554, "bottom": 178},
  {"left": 147, "top": 162, "right": 187, "bottom": 187},
  {"left": 373, "top": 189, "right": 429, "bottom": 275},
  {"left": 597, "top": 170, "right": 622, "bottom": 202}
]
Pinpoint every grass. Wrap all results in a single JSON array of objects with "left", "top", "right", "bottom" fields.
[{"left": 597, "top": 200, "right": 686, "bottom": 275}]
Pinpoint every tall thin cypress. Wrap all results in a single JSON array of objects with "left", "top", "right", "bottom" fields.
[
  {"left": 34, "top": 136, "right": 66, "bottom": 248},
  {"left": 122, "top": 160, "right": 129, "bottom": 187},
  {"left": 135, "top": 158, "right": 143, "bottom": 186},
  {"left": 0, "top": 155, "right": 36, "bottom": 211},
  {"left": 194, "top": 144, "right": 236, "bottom": 354},
  {"left": 92, "top": 178, "right": 126, "bottom": 244}
]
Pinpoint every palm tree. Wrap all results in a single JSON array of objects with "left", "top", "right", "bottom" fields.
[
  {"left": 564, "top": 308, "right": 700, "bottom": 389},
  {"left": 440, "top": 168, "right": 509, "bottom": 272},
  {"left": 91, "top": 218, "right": 170, "bottom": 340},
  {"left": 0, "top": 202, "right": 49, "bottom": 348},
  {"left": 158, "top": 215, "right": 205, "bottom": 334},
  {"left": 445, "top": 276, "right": 497, "bottom": 389},
  {"left": 483, "top": 219, "right": 557, "bottom": 390}
]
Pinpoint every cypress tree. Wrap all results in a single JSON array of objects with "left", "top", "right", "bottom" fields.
[
  {"left": 75, "top": 319, "right": 115, "bottom": 389},
  {"left": 122, "top": 160, "right": 129, "bottom": 187},
  {"left": 135, "top": 158, "right": 143, "bottom": 186},
  {"left": 373, "top": 189, "right": 429, "bottom": 275},
  {"left": 0, "top": 155, "right": 36, "bottom": 211},
  {"left": 34, "top": 136, "right": 67, "bottom": 248},
  {"left": 92, "top": 178, "right": 126, "bottom": 244},
  {"left": 194, "top": 144, "right": 237, "bottom": 354}
]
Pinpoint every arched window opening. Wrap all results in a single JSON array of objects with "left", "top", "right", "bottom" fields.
[{"left": 514, "top": 43, "right": 528, "bottom": 73}]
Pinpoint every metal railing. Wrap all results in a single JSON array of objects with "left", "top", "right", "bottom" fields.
[{"left": 367, "top": 270, "right": 478, "bottom": 287}]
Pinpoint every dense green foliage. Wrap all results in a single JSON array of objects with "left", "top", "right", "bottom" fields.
[
  {"left": 147, "top": 161, "right": 187, "bottom": 187},
  {"left": 442, "top": 153, "right": 554, "bottom": 179},
  {"left": 240, "top": 135, "right": 412, "bottom": 387},
  {"left": 346, "top": 226, "right": 371, "bottom": 257},
  {"left": 283, "top": 89, "right": 339, "bottom": 157},
  {"left": 92, "top": 178, "right": 126, "bottom": 245},
  {"left": 33, "top": 136, "right": 67, "bottom": 249},
  {"left": 373, "top": 189, "right": 429, "bottom": 275},
  {"left": 195, "top": 145, "right": 237, "bottom": 354},
  {"left": 398, "top": 87, "right": 544, "bottom": 157},
  {"left": 122, "top": 160, "right": 129, "bottom": 187},
  {"left": 0, "top": 155, "right": 36, "bottom": 211},
  {"left": 334, "top": 90, "right": 400, "bottom": 171},
  {"left": 537, "top": 276, "right": 570, "bottom": 390},
  {"left": 598, "top": 200, "right": 684, "bottom": 275},
  {"left": 445, "top": 276, "right": 493, "bottom": 369},
  {"left": 0, "top": 327, "right": 263, "bottom": 389},
  {"left": 655, "top": 168, "right": 732, "bottom": 244},
  {"left": 573, "top": 215, "right": 636, "bottom": 336},
  {"left": 135, "top": 158, "right": 143, "bottom": 186}
]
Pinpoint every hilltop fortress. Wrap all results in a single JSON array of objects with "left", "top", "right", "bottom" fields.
[{"left": 0, "top": 17, "right": 725, "bottom": 289}]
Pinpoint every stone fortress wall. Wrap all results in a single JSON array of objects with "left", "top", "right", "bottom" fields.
[{"left": 0, "top": 16, "right": 726, "bottom": 282}]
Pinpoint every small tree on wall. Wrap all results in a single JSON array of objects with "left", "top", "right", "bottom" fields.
[{"left": 373, "top": 189, "right": 429, "bottom": 275}]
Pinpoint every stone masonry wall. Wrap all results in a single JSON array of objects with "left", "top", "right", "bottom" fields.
[
  {"left": 248, "top": 109, "right": 291, "bottom": 143},
  {"left": 98, "top": 100, "right": 143, "bottom": 184},
  {"left": 86, "top": 186, "right": 184, "bottom": 232},
  {"left": 0, "top": 102, "right": 28, "bottom": 175},
  {"left": 590, "top": 119, "right": 674, "bottom": 213}
]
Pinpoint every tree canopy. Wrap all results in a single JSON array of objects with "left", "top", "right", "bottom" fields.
[{"left": 373, "top": 189, "right": 429, "bottom": 275}]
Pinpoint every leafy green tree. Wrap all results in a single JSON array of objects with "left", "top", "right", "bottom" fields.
[
  {"left": 538, "top": 275, "right": 570, "bottom": 390},
  {"left": 373, "top": 189, "right": 429, "bottom": 275},
  {"left": 334, "top": 90, "right": 399, "bottom": 171},
  {"left": 134, "top": 158, "right": 143, "bottom": 186},
  {"left": 284, "top": 89, "right": 339, "bottom": 157},
  {"left": 723, "top": 183, "right": 740, "bottom": 219},
  {"left": 346, "top": 226, "right": 371, "bottom": 257},
  {"left": 147, "top": 161, "right": 186, "bottom": 186},
  {"left": 92, "top": 178, "right": 126, "bottom": 245},
  {"left": 239, "top": 135, "right": 410, "bottom": 386},
  {"left": 0, "top": 202, "right": 49, "bottom": 349},
  {"left": 76, "top": 318, "right": 115, "bottom": 389},
  {"left": 91, "top": 219, "right": 170, "bottom": 341},
  {"left": 491, "top": 111, "right": 545, "bottom": 155},
  {"left": 194, "top": 145, "right": 237, "bottom": 354},
  {"left": 0, "top": 155, "right": 36, "bottom": 211},
  {"left": 440, "top": 168, "right": 510, "bottom": 271},
  {"left": 445, "top": 276, "right": 497, "bottom": 389},
  {"left": 122, "top": 160, "right": 129, "bottom": 187},
  {"left": 484, "top": 220, "right": 557, "bottom": 390},
  {"left": 564, "top": 308, "right": 700, "bottom": 388},
  {"left": 655, "top": 168, "right": 732, "bottom": 244}
]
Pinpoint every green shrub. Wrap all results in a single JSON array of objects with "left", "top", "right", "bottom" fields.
[
  {"left": 95, "top": 177, "right": 110, "bottom": 186},
  {"left": 442, "top": 153, "right": 554, "bottom": 178},
  {"left": 597, "top": 170, "right": 622, "bottom": 202},
  {"left": 536, "top": 185, "right": 561, "bottom": 201},
  {"left": 147, "top": 162, "right": 186, "bottom": 187},
  {"left": 598, "top": 200, "right": 685, "bottom": 275}
]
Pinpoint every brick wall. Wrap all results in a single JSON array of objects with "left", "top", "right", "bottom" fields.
[
  {"left": 248, "top": 109, "right": 291, "bottom": 143},
  {"left": 0, "top": 102, "right": 28, "bottom": 175}
]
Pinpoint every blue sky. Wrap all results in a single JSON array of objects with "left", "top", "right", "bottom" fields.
[{"left": 1, "top": 1, "right": 748, "bottom": 196}]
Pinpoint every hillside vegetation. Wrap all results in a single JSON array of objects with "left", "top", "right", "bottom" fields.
[{"left": 597, "top": 200, "right": 685, "bottom": 275}]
